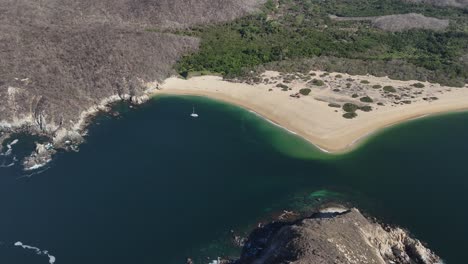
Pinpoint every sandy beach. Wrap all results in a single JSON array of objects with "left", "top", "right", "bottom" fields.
[{"left": 154, "top": 71, "right": 468, "bottom": 153}]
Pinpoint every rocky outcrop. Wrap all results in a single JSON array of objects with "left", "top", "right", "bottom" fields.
[{"left": 235, "top": 206, "right": 441, "bottom": 264}]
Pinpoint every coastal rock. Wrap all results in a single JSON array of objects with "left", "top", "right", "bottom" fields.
[
  {"left": 235, "top": 207, "right": 441, "bottom": 264},
  {"left": 22, "top": 143, "right": 56, "bottom": 171}
]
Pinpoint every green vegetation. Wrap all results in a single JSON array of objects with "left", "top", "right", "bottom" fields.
[
  {"left": 352, "top": 94, "right": 359, "bottom": 98},
  {"left": 360, "top": 96, "right": 373, "bottom": 103},
  {"left": 343, "top": 103, "right": 359, "bottom": 113},
  {"left": 360, "top": 80, "right": 370, "bottom": 84},
  {"left": 299, "top": 88, "right": 312, "bottom": 95},
  {"left": 310, "top": 79, "right": 325, "bottom": 86},
  {"left": 359, "top": 105, "right": 373, "bottom": 112},
  {"left": 174, "top": 0, "right": 468, "bottom": 85},
  {"left": 383, "top": 86, "right": 397, "bottom": 93},
  {"left": 276, "top": 83, "right": 289, "bottom": 89},
  {"left": 412, "top": 82, "right": 426, "bottom": 88},
  {"left": 372, "top": 85, "right": 382, "bottom": 89},
  {"left": 343, "top": 112, "right": 358, "bottom": 119},
  {"left": 328, "top": 103, "right": 341, "bottom": 108}
]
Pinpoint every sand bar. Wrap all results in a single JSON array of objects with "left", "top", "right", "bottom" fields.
[{"left": 153, "top": 71, "right": 468, "bottom": 153}]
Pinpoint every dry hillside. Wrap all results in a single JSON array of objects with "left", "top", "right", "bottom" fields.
[{"left": 0, "top": 0, "right": 264, "bottom": 143}]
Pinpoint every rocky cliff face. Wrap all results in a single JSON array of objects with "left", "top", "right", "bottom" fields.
[{"left": 235, "top": 207, "right": 442, "bottom": 264}]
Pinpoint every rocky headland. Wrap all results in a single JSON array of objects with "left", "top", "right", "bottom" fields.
[{"left": 233, "top": 205, "right": 442, "bottom": 264}]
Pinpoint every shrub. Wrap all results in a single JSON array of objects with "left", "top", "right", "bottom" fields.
[
  {"left": 352, "top": 93, "right": 359, "bottom": 98},
  {"left": 343, "top": 103, "right": 359, "bottom": 113},
  {"left": 359, "top": 105, "right": 373, "bottom": 112},
  {"left": 299, "top": 88, "right": 311, "bottom": 95},
  {"left": 412, "top": 82, "right": 425, "bottom": 88},
  {"left": 310, "top": 79, "right": 324, "bottom": 86},
  {"left": 346, "top": 83, "right": 352, "bottom": 88},
  {"left": 276, "top": 83, "right": 288, "bottom": 89},
  {"left": 383, "top": 86, "right": 396, "bottom": 93},
  {"left": 360, "top": 96, "right": 373, "bottom": 103},
  {"left": 335, "top": 74, "right": 342, "bottom": 78},
  {"left": 360, "top": 80, "right": 370, "bottom": 84},
  {"left": 343, "top": 112, "right": 358, "bottom": 119},
  {"left": 328, "top": 103, "right": 341, "bottom": 108},
  {"left": 372, "top": 85, "right": 382, "bottom": 89}
]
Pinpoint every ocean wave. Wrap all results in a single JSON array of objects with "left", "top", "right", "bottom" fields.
[{"left": 14, "top": 241, "right": 56, "bottom": 264}]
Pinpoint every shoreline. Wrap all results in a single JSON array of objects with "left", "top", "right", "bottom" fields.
[{"left": 154, "top": 71, "right": 468, "bottom": 154}]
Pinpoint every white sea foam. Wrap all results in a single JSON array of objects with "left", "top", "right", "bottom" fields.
[
  {"left": 14, "top": 241, "right": 56, "bottom": 264},
  {"left": 0, "top": 148, "right": 12, "bottom": 156},
  {"left": 24, "top": 159, "right": 51, "bottom": 171},
  {"left": 9, "top": 139, "right": 19, "bottom": 146},
  {"left": 0, "top": 161, "right": 15, "bottom": 168}
]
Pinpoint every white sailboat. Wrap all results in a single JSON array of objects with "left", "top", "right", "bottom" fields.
[{"left": 190, "top": 106, "right": 199, "bottom": 118}]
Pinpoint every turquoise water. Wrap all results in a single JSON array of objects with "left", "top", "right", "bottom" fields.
[{"left": 0, "top": 96, "right": 467, "bottom": 263}]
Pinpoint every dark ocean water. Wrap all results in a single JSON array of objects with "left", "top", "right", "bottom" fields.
[{"left": 0, "top": 96, "right": 467, "bottom": 264}]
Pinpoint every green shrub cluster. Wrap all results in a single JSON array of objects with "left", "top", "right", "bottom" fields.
[
  {"left": 343, "top": 112, "right": 358, "bottom": 119},
  {"left": 175, "top": 0, "right": 468, "bottom": 84},
  {"left": 343, "top": 103, "right": 359, "bottom": 113},
  {"left": 360, "top": 96, "right": 373, "bottom": 103},
  {"left": 299, "top": 88, "right": 312, "bottom": 95},
  {"left": 310, "top": 79, "right": 325, "bottom": 86},
  {"left": 383, "top": 86, "right": 397, "bottom": 93},
  {"left": 412, "top": 83, "right": 425, "bottom": 88}
]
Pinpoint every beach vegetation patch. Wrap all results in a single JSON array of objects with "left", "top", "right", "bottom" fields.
[
  {"left": 343, "top": 103, "right": 359, "bottom": 113},
  {"left": 299, "top": 88, "right": 312, "bottom": 95},
  {"left": 310, "top": 79, "right": 325, "bottom": 86},
  {"left": 276, "top": 83, "right": 289, "bottom": 89},
  {"left": 359, "top": 105, "right": 373, "bottom": 112},
  {"left": 372, "top": 85, "right": 382, "bottom": 89},
  {"left": 412, "top": 82, "right": 425, "bottom": 88},
  {"left": 343, "top": 112, "right": 358, "bottom": 119},
  {"left": 383, "top": 86, "right": 397, "bottom": 93},
  {"left": 360, "top": 96, "right": 373, "bottom": 103}
]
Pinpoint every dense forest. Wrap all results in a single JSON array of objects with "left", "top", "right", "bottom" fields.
[{"left": 172, "top": 0, "right": 468, "bottom": 86}]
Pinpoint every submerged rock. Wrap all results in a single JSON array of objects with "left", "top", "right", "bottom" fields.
[{"left": 235, "top": 206, "right": 441, "bottom": 264}]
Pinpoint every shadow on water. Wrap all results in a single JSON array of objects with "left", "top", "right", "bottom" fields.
[{"left": 0, "top": 96, "right": 467, "bottom": 263}]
